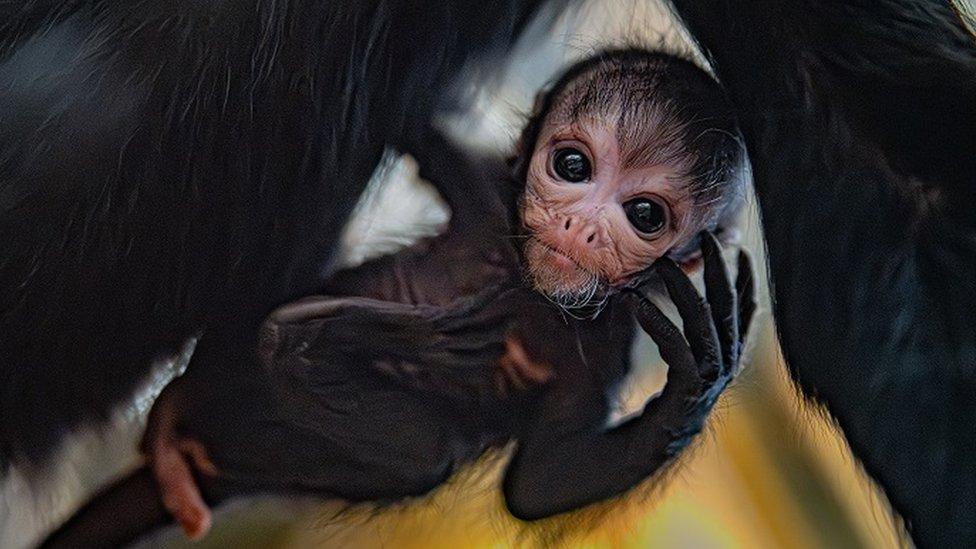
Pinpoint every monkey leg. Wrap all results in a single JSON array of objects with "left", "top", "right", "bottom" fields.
[
  {"left": 138, "top": 288, "right": 522, "bottom": 539},
  {"left": 47, "top": 381, "right": 485, "bottom": 549},
  {"left": 139, "top": 377, "right": 220, "bottom": 540},
  {"left": 262, "top": 288, "right": 527, "bottom": 401},
  {"left": 502, "top": 234, "right": 756, "bottom": 520},
  {"left": 268, "top": 290, "right": 555, "bottom": 404}
]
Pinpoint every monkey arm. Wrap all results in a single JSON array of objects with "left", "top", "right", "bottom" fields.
[
  {"left": 323, "top": 124, "right": 522, "bottom": 304},
  {"left": 502, "top": 235, "right": 755, "bottom": 519},
  {"left": 672, "top": 2, "right": 976, "bottom": 545},
  {"left": 45, "top": 288, "right": 517, "bottom": 549},
  {"left": 79, "top": 287, "right": 520, "bottom": 547},
  {"left": 39, "top": 468, "right": 174, "bottom": 549},
  {"left": 396, "top": 124, "right": 513, "bottom": 235}
]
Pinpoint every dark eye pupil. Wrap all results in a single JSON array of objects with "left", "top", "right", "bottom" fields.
[
  {"left": 624, "top": 199, "right": 666, "bottom": 234},
  {"left": 553, "top": 148, "right": 590, "bottom": 182}
]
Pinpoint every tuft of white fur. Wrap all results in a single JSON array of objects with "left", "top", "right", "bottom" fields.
[
  {"left": 337, "top": 152, "right": 451, "bottom": 269},
  {"left": 2, "top": 341, "right": 196, "bottom": 549}
]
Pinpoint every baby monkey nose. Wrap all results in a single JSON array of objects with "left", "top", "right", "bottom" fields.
[{"left": 560, "top": 216, "right": 599, "bottom": 248}]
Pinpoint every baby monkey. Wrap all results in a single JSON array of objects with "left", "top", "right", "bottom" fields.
[{"left": 44, "top": 49, "right": 754, "bottom": 547}]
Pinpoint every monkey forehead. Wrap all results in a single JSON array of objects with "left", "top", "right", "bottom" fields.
[
  {"left": 542, "top": 99, "right": 694, "bottom": 176},
  {"left": 536, "top": 110, "right": 695, "bottom": 186}
]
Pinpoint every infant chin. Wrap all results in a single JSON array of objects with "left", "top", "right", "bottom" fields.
[{"left": 524, "top": 238, "right": 609, "bottom": 313}]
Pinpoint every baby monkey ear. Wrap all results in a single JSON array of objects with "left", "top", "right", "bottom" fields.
[
  {"left": 670, "top": 225, "right": 741, "bottom": 274},
  {"left": 666, "top": 232, "right": 705, "bottom": 274},
  {"left": 713, "top": 225, "right": 742, "bottom": 247},
  {"left": 679, "top": 255, "right": 704, "bottom": 275}
]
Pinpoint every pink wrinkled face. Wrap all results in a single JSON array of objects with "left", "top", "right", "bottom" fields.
[{"left": 520, "top": 112, "right": 700, "bottom": 303}]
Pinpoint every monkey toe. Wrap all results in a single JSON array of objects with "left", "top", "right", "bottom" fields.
[
  {"left": 148, "top": 434, "right": 217, "bottom": 540},
  {"left": 177, "top": 438, "right": 219, "bottom": 477}
]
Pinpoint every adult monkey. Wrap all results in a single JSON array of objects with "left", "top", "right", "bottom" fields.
[
  {"left": 0, "top": 1, "right": 564, "bottom": 466},
  {"left": 669, "top": 1, "right": 976, "bottom": 547}
]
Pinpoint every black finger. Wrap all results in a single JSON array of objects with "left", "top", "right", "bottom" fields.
[
  {"left": 628, "top": 292, "right": 700, "bottom": 395},
  {"left": 654, "top": 258, "right": 722, "bottom": 380},
  {"left": 701, "top": 232, "right": 737, "bottom": 373},
  {"left": 735, "top": 250, "right": 757, "bottom": 348}
]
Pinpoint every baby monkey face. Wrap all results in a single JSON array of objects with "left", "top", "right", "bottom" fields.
[{"left": 521, "top": 113, "right": 700, "bottom": 304}]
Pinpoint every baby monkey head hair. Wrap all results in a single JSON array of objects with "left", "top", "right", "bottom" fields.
[{"left": 513, "top": 48, "right": 747, "bottom": 313}]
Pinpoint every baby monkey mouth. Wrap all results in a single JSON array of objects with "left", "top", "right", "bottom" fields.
[
  {"left": 523, "top": 237, "right": 610, "bottom": 316},
  {"left": 539, "top": 242, "right": 581, "bottom": 272}
]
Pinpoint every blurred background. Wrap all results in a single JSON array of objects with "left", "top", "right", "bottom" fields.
[{"left": 8, "top": 0, "right": 953, "bottom": 546}]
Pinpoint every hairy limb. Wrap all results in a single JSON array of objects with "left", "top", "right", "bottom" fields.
[
  {"left": 262, "top": 289, "right": 525, "bottom": 400},
  {"left": 134, "top": 292, "right": 517, "bottom": 542},
  {"left": 39, "top": 468, "right": 170, "bottom": 549},
  {"left": 137, "top": 287, "right": 519, "bottom": 538},
  {"left": 396, "top": 124, "right": 513, "bottom": 234},
  {"left": 139, "top": 379, "right": 219, "bottom": 541},
  {"left": 502, "top": 235, "right": 755, "bottom": 519}
]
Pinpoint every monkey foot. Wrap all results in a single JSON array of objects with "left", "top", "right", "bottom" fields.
[
  {"left": 147, "top": 435, "right": 217, "bottom": 540},
  {"left": 143, "top": 380, "right": 218, "bottom": 540},
  {"left": 495, "top": 336, "right": 554, "bottom": 395}
]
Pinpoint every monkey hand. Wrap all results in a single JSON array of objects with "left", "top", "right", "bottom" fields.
[
  {"left": 500, "top": 234, "right": 756, "bottom": 519},
  {"left": 629, "top": 232, "right": 756, "bottom": 454}
]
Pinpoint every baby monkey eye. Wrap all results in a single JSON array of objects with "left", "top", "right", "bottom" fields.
[
  {"left": 552, "top": 147, "right": 591, "bottom": 183},
  {"left": 623, "top": 198, "right": 668, "bottom": 235}
]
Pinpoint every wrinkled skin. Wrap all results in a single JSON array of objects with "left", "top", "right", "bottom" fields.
[{"left": 522, "top": 117, "right": 698, "bottom": 293}]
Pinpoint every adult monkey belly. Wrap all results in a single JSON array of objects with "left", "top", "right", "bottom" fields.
[
  {"left": 0, "top": 1, "right": 564, "bottom": 468},
  {"left": 669, "top": 1, "right": 976, "bottom": 547}
]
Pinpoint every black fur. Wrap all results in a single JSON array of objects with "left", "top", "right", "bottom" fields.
[
  {"left": 0, "top": 0, "right": 560, "bottom": 466},
  {"left": 669, "top": 1, "right": 976, "bottom": 546}
]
